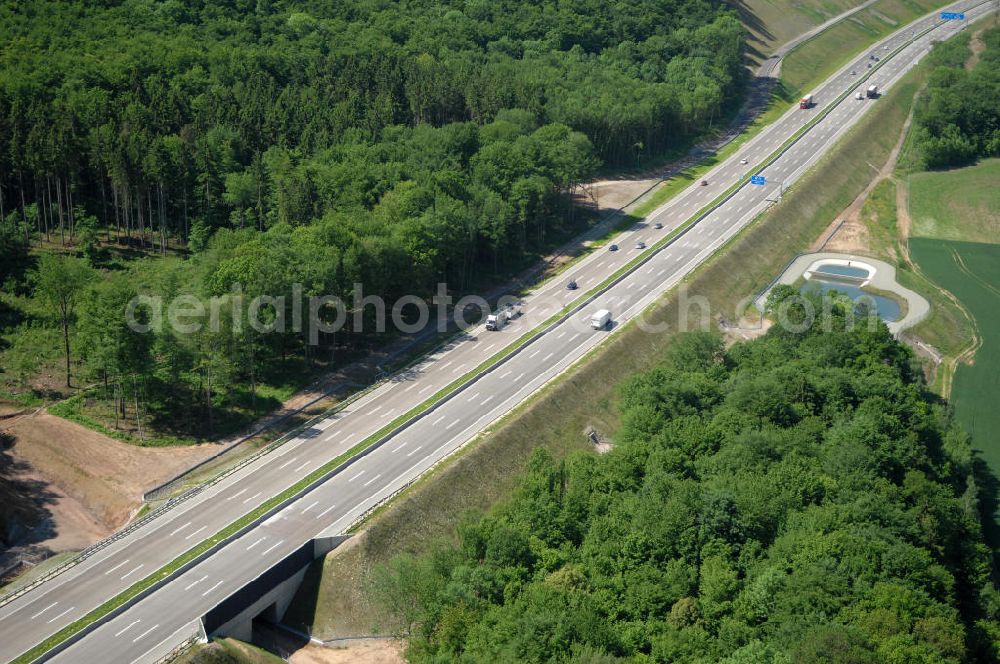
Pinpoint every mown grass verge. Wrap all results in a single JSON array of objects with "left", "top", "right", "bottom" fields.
[
  {"left": 288, "top": 47, "right": 933, "bottom": 641},
  {"left": 738, "top": 0, "right": 867, "bottom": 67}
]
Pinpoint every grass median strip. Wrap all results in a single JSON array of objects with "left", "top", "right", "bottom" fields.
[{"left": 14, "top": 17, "right": 957, "bottom": 663}]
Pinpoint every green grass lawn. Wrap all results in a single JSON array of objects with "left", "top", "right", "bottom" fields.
[{"left": 781, "top": 0, "right": 958, "bottom": 96}]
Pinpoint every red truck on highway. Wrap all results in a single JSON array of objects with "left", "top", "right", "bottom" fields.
[{"left": 799, "top": 94, "right": 813, "bottom": 109}]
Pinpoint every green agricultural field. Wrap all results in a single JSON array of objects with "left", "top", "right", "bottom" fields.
[
  {"left": 782, "top": 0, "right": 957, "bottom": 95},
  {"left": 907, "top": 159, "right": 1000, "bottom": 494},
  {"left": 909, "top": 159, "right": 1000, "bottom": 243},
  {"left": 909, "top": 238, "right": 1000, "bottom": 477}
]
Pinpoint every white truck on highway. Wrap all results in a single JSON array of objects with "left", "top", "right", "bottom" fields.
[
  {"left": 486, "top": 302, "right": 522, "bottom": 331},
  {"left": 485, "top": 310, "right": 508, "bottom": 331},
  {"left": 866, "top": 84, "right": 879, "bottom": 98},
  {"left": 591, "top": 309, "right": 611, "bottom": 330}
]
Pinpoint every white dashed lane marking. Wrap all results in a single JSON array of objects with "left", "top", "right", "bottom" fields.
[
  {"left": 30, "top": 603, "right": 57, "bottom": 620},
  {"left": 104, "top": 560, "right": 129, "bottom": 576},
  {"left": 183, "top": 575, "right": 207, "bottom": 591},
  {"left": 115, "top": 620, "right": 140, "bottom": 637},
  {"left": 47, "top": 607, "right": 74, "bottom": 624},
  {"left": 132, "top": 624, "right": 159, "bottom": 643},
  {"left": 120, "top": 564, "right": 144, "bottom": 581},
  {"left": 201, "top": 580, "right": 223, "bottom": 597},
  {"left": 184, "top": 526, "right": 207, "bottom": 540}
]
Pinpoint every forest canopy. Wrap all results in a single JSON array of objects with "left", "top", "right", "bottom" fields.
[
  {"left": 0, "top": 0, "right": 746, "bottom": 439},
  {"left": 914, "top": 25, "right": 1000, "bottom": 169},
  {"left": 374, "top": 305, "right": 1000, "bottom": 662},
  {"left": 0, "top": 0, "right": 744, "bottom": 250}
]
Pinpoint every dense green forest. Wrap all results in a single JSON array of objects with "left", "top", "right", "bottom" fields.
[
  {"left": 914, "top": 25, "right": 1000, "bottom": 168},
  {"left": 0, "top": 0, "right": 745, "bottom": 441},
  {"left": 0, "top": 0, "right": 743, "bottom": 250},
  {"left": 373, "top": 291, "right": 1000, "bottom": 662}
]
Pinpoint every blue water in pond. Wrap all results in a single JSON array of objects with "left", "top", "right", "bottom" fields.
[
  {"left": 812, "top": 264, "right": 870, "bottom": 279},
  {"left": 801, "top": 279, "right": 901, "bottom": 322}
]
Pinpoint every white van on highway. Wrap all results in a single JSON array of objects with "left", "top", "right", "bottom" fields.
[{"left": 591, "top": 309, "right": 611, "bottom": 330}]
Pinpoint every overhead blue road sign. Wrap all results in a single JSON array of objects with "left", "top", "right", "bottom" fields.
[
  {"left": 750, "top": 175, "right": 766, "bottom": 185},
  {"left": 940, "top": 11, "right": 965, "bottom": 19}
]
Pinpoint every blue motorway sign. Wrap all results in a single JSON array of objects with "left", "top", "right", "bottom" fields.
[
  {"left": 940, "top": 11, "right": 965, "bottom": 19},
  {"left": 750, "top": 175, "right": 766, "bottom": 185}
]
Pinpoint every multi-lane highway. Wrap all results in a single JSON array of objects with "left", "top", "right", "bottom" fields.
[{"left": 0, "top": 3, "right": 989, "bottom": 661}]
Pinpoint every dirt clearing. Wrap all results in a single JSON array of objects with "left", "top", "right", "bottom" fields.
[
  {"left": 815, "top": 99, "right": 916, "bottom": 256},
  {"left": 582, "top": 178, "right": 661, "bottom": 214},
  {"left": 288, "top": 640, "right": 404, "bottom": 664},
  {"left": 2, "top": 410, "right": 217, "bottom": 553}
]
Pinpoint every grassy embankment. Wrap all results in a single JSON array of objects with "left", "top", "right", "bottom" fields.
[
  {"left": 781, "top": 0, "right": 958, "bottom": 96},
  {"left": 178, "top": 638, "right": 284, "bottom": 664},
  {"left": 285, "top": 54, "right": 932, "bottom": 641},
  {"left": 742, "top": 0, "right": 957, "bottom": 133}
]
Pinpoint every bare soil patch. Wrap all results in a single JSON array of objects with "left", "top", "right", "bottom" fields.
[
  {"left": 816, "top": 100, "right": 916, "bottom": 255},
  {"left": 967, "top": 27, "right": 986, "bottom": 70},
  {"left": 288, "top": 640, "right": 404, "bottom": 664},
  {"left": 896, "top": 178, "right": 912, "bottom": 241},
  {"left": 820, "top": 212, "right": 873, "bottom": 254},
  {"left": 2, "top": 410, "right": 217, "bottom": 553},
  {"left": 582, "top": 178, "right": 661, "bottom": 215}
]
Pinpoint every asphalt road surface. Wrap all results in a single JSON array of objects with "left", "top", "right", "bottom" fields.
[{"left": 0, "top": 3, "right": 989, "bottom": 661}]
